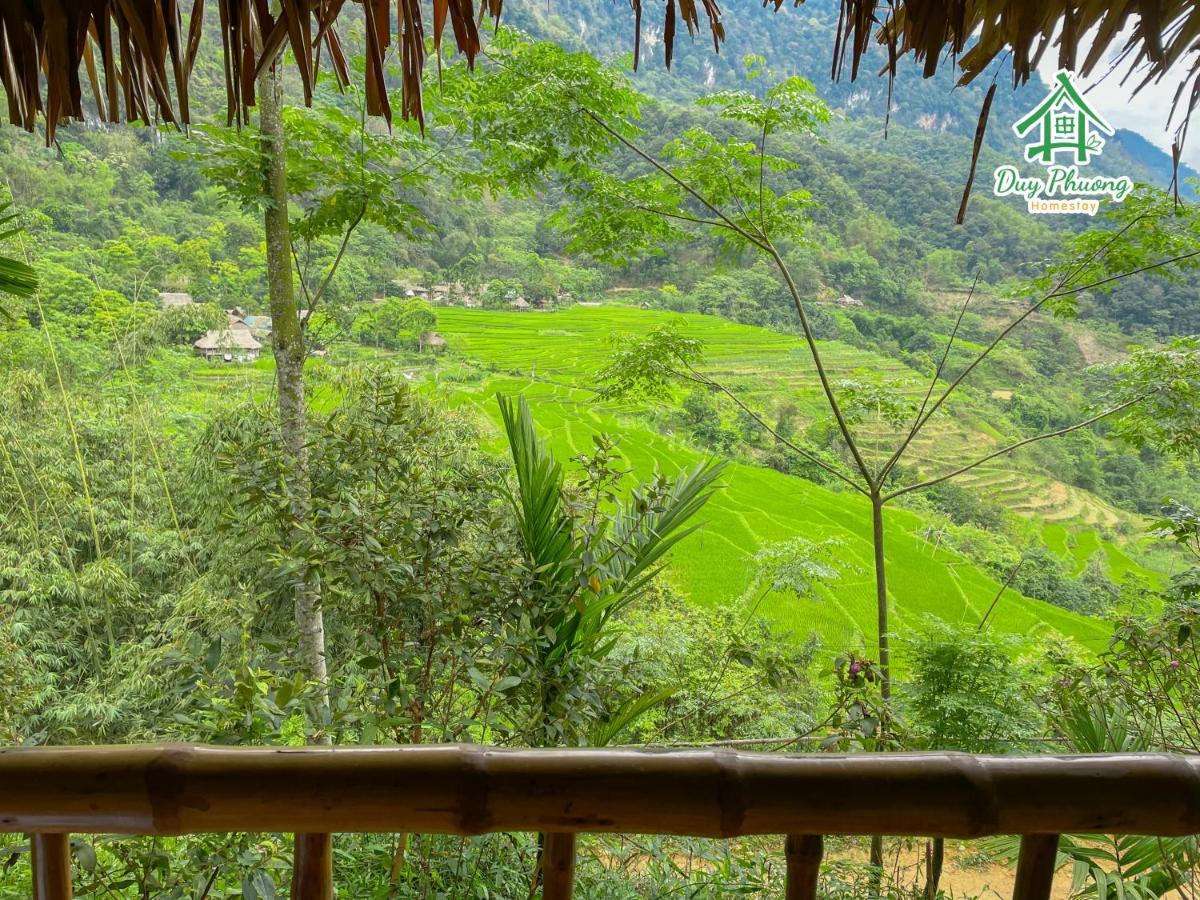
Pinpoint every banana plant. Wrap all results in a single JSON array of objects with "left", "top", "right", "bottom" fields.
[{"left": 498, "top": 393, "right": 724, "bottom": 745}]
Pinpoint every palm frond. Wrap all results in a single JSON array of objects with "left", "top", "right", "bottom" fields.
[
  {"left": 0, "top": 202, "right": 36, "bottom": 309},
  {"left": 603, "top": 458, "right": 727, "bottom": 604},
  {"left": 498, "top": 393, "right": 576, "bottom": 584},
  {"left": 0, "top": 256, "right": 37, "bottom": 299},
  {"left": 589, "top": 687, "right": 676, "bottom": 747}
]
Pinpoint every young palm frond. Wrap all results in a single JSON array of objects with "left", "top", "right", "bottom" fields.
[
  {"left": 498, "top": 393, "right": 724, "bottom": 706},
  {"left": 0, "top": 201, "right": 36, "bottom": 300},
  {"left": 498, "top": 393, "right": 578, "bottom": 598}
]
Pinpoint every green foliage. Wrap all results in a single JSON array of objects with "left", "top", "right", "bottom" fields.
[
  {"left": 604, "top": 586, "right": 821, "bottom": 744},
  {"left": 1032, "top": 186, "right": 1200, "bottom": 319},
  {"left": 498, "top": 393, "right": 725, "bottom": 743},
  {"left": 437, "top": 29, "right": 643, "bottom": 197},
  {"left": 350, "top": 296, "right": 437, "bottom": 349},
  {"left": 1109, "top": 337, "right": 1200, "bottom": 457},
  {"left": 0, "top": 200, "right": 37, "bottom": 302},
  {"left": 447, "top": 31, "right": 827, "bottom": 263},
  {"left": 750, "top": 537, "right": 852, "bottom": 602},
  {"left": 599, "top": 324, "right": 705, "bottom": 398},
  {"left": 186, "top": 89, "right": 426, "bottom": 242},
  {"left": 834, "top": 371, "right": 919, "bottom": 430},
  {"left": 150, "top": 302, "right": 228, "bottom": 345},
  {"left": 902, "top": 620, "right": 1043, "bottom": 753}
]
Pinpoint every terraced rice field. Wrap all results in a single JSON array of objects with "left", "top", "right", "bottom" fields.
[
  {"left": 171, "top": 304, "right": 1157, "bottom": 656},
  {"left": 437, "top": 306, "right": 1144, "bottom": 534},
  {"left": 434, "top": 306, "right": 1122, "bottom": 655},
  {"left": 444, "top": 374, "right": 1111, "bottom": 656}
]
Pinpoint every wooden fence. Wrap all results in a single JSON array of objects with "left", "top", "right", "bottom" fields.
[{"left": 5, "top": 744, "right": 1200, "bottom": 898}]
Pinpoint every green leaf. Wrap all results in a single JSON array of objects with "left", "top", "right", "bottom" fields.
[{"left": 72, "top": 841, "right": 97, "bottom": 873}]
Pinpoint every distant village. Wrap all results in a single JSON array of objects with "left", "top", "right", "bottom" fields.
[{"left": 161, "top": 280, "right": 864, "bottom": 364}]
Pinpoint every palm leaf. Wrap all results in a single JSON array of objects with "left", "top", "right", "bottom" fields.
[
  {"left": 589, "top": 686, "right": 676, "bottom": 747},
  {"left": 0, "top": 202, "right": 36, "bottom": 315},
  {"left": 602, "top": 458, "right": 727, "bottom": 606},
  {"left": 0, "top": 255, "right": 36, "bottom": 298},
  {"left": 498, "top": 393, "right": 576, "bottom": 585}
]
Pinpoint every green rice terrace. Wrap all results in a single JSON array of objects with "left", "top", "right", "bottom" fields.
[{"left": 176, "top": 303, "right": 1179, "bottom": 658}]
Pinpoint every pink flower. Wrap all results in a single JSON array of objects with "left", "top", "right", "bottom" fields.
[{"left": 849, "top": 660, "right": 862, "bottom": 676}]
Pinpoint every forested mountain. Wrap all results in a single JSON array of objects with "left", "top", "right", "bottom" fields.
[{"left": 509, "top": 0, "right": 1199, "bottom": 186}]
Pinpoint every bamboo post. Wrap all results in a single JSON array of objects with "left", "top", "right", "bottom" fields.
[
  {"left": 541, "top": 832, "right": 576, "bottom": 899},
  {"left": 31, "top": 833, "right": 72, "bottom": 900},
  {"left": 290, "top": 832, "right": 332, "bottom": 900},
  {"left": 784, "top": 834, "right": 822, "bottom": 900},
  {"left": 1011, "top": 834, "right": 1060, "bottom": 900}
]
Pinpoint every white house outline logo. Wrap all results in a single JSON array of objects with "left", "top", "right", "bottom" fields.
[{"left": 1013, "top": 71, "right": 1115, "bottom": 166}]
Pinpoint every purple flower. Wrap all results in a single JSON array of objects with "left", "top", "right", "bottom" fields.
[
  {"left": 849, "top": 660, "right": 862, "bottom": 676},
  {"left": 1170, "top": 659, "right": 1181, "bottom": 671}
]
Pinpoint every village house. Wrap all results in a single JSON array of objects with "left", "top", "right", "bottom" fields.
[
  {"left": 158, "top": 291, "right": 193, "bottom": 308},
  {"left": 194, "top": 329, "right": 263, "bottom": 362},
  {"left": 239, "top": 314, "right": 273, "bottom": 339},
  {"left": 223, "top": 308, "right": 273, "bottom": 340}
]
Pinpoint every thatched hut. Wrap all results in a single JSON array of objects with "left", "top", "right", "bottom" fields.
[
  {"left": 419, "top": 331, "right": 447, "bottom": 352},
  {"left": 158, "top": 292, "right": 193, "bottom": 308},
  {"left": 194, "top": 329, "right": 263, "bottom": 362}
]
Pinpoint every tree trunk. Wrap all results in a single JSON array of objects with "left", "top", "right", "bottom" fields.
[
  {"left": 869, "top": 495, "right": 890, "bottom": 898},
  {"left": 257, "top": 61, "right": 329, "bottom": 711},
  {"left": 870, "top": 493, "right": 891, "bottom": 699}
]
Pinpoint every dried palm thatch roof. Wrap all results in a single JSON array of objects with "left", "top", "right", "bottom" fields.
[
  {"left": 194, "top": 327, "right": 262, "bottom": 350},
  {"left": 2, "top": 1, "right": 1199, "bottom": 157}
]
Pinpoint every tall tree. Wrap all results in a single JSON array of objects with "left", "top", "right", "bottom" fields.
[
  {"left": 256, "top": 62, "right": 329, "bottom": 705},
  {"left": 190, "top": 64, "right": 440, "bottom": 708}
]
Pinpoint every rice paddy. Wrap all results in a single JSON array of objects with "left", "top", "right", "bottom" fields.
[{"left": 432, "top": 305, "right": 1134, "bottom": 654}]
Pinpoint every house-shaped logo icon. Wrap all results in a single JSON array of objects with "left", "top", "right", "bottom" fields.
[{"left": 1013, "top": 71, "right": 1114, "bottom": 166}]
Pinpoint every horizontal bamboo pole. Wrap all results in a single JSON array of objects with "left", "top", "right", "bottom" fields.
[{"left": 1, "top": 745, "right": 1198, "bottom": 838}]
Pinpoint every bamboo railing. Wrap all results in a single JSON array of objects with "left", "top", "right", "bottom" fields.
[{"left": 5, "top": 745, "right": 1200, "bottom": 898}]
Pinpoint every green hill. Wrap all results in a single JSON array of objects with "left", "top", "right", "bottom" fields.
[{"left": 427, "top": 304, "right": 1119, "bottom": 656}]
